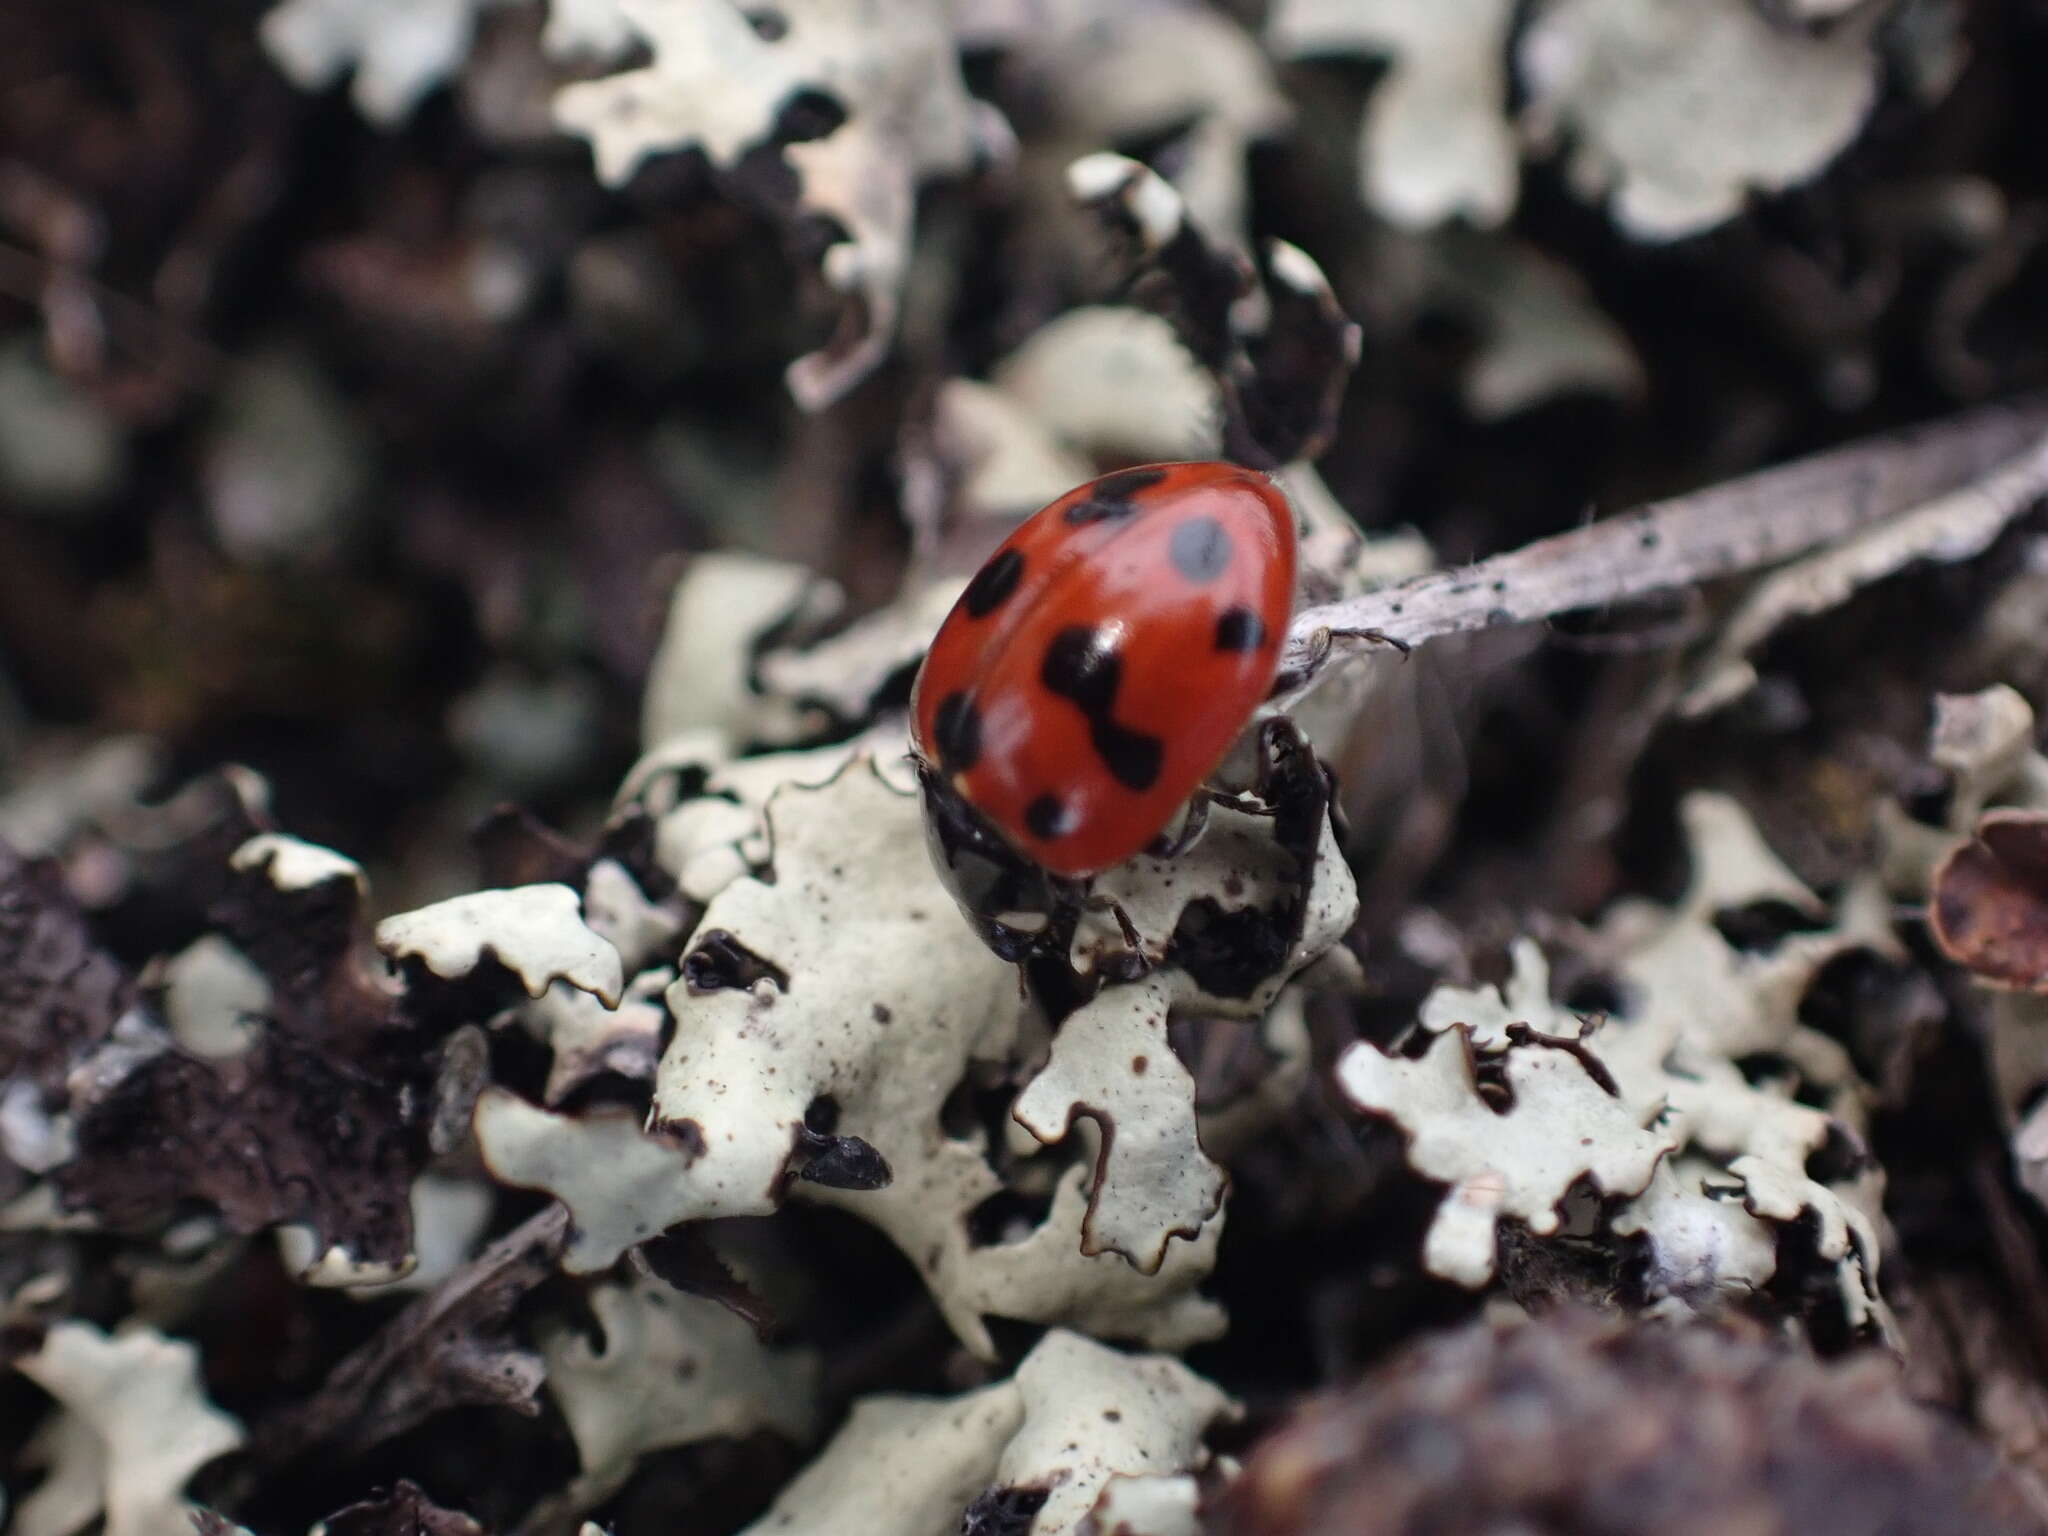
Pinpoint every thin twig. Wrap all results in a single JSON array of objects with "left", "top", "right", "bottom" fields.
[
  {"left": 1279, "top": 394, "right": 2048, "bottom": 695},
  {"left": 1678, "top": 425, "right": 2048, "bottom": 714}
]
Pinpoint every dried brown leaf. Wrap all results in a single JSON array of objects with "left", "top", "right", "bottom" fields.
[
  {"left": 250, "top": 1205, "right": 565, "bottom": 1465},
  {"left": 1931, "top": 810, "right": 2048, "bottom": 991}
]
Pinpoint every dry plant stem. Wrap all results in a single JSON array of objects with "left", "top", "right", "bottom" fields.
[
  {"left": 1279, "top": 394, "right": 2048, "bottom": 689},
  {"left": 251, "top": 1203, "right": 570, "bottom": 1467},
  {"left": 1679, "top": 424, "right": 2048, "bottom": 714},
  {"left": 1967, "top": 1156, "right": 2048, "bottom": 1385}
]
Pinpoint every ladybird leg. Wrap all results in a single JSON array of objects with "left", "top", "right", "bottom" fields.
[
  {"left": 1083, "top": 894, "right": 1151, "bottom": 978},
  {"left": 1146, "top": 794, "right": 1212, "bottom": 858},
  {"left": 1207, "top": 792, "right": 1275, "bottom": 817},
  {"left": 1148, "top": 785, "right": 1286, "bottom": 859},
  {"left": 1251, "top": 716, "right": 1324, "bottom": 806},
  {"left": 1267, "top": 626, "right": 1334, "bottom": 697}
]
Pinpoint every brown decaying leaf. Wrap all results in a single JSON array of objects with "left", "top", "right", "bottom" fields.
[
  {"left": 0, "top": 840, "right": 129, "bottom": 1094},
  {"left": 55, "top": 846, "right": 430, "bottom": 1266},
  {"left": 251, "top": 1204, "right": 567, "bottom": 1465},
  {"left": 319, "top": 1479, "right": 489, "bottom": 1536},
  {"left": 1210, "top": 1306, "right": 2048, "bottom": 1536},
  {"left": 1932, "top": 810, "right": 2048, "bottom": 990},
  {"left": 56, "top": 1032, "right": 423, "bottom": 1266}
]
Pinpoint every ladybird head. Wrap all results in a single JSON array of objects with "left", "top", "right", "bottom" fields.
[{"left": 913, "top": 761, "right": 1082, "bottom": 965}]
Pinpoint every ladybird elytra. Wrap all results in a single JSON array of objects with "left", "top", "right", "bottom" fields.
[{"left": 910, "top": 461, "right": 1296, "bottom": 882}]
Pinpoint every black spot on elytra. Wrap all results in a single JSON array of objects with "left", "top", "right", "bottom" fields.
[
  {"left": 1024, "top": 794, "right": 1070, "bottom": 840},
  {"left": 1063, "top": 466, "right": 1167, "bottom": 524},
  {"left": 1040, "top": 625, "right": 1164, "bottom": 791},
  {"left": 1064, "top": 498, "right": 1140, "bottom": 526},
  {"left": 1091, "top": 719, "right": 1163, "bottom": 792},
  {"left": 1169, "top": 515, "right": 1231, "bottom": 583},
  {"left": 963, "top": 547, "right": 1024, "bottom": 617},
  {"left": 1214, "top": 605, "right": 1264, "bottom": 652},
  {"left": 932, "top": 691, "right": 981, "bottom": 772},
  {"left": 1096, "top": 466, "right": 1170, "bottom": 500},
  {"left": 1041, "top": 625, "right": 1123, "bottom": 715}
]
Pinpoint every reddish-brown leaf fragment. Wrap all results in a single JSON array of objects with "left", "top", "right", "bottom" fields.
[
  {"left": 0, "top": 840, "right": 130, "bottom": 1093},
  {"left": 320, "top": 1479, "right": 488, "bottom": 1536},
  {"left": 1930, "top": 809, "right": 2048, "bottom": 990},
  {"left": 1209, "top": 1307, "right": 2048, "bottom": 1536}
]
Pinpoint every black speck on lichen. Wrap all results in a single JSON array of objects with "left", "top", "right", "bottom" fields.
[{"left": 961, "top": 1486, "right": 1051, "bottom": 1536}]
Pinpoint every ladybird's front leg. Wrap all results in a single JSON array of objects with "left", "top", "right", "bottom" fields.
[
  {"left": 1253, "top": 715, "right": 1319, "bottom": 796},
  {"left": 1083, "top": 893, "right": 1153, "bottom": 983},
  {"left": 1270, "top": 624, "right": 1412, "bottom": 695},
  {"left": 1251, "top": 715, "right": 1337, "bottom": 871},
  {"left": 1144, "top": 784, "right": 1283, "bottom": 862},
  {"left": 1145, "top": 794, "right": 1212, "bottom": 859}
]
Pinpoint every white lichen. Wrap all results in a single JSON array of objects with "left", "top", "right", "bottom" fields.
[
  {"left": 737, "top": 1328, "right": 1230, "bottom": 1536},
  {"left": 735, "top": 1381, "right": 1024, "bottom": 1536},
  {"left": 579, "top": 857, "right": 683, "bottom": 976},
  {"left": 229, "top": 832, "right": 367, "bottom": 894},
  {"left": 1013, "top": 4, "right": 1287, "bottom": 247},
  {"left": 277, "top": 1174, "right": 493, "bottom": 1295},
  {"left": 374, "top": 884, "right": 624, "bottom": 1006},
  {"left": 259, "top": 0, "right": 501, "bottom": 125},
  {"left": 477, "top": 752, "right": 1272, "bottom": 1357},
  {"left": 156, "top": 935, "right": 269, "bottom": 1061},
  {"left": 10, "top": 1323, "right": 244, "bottom": 1536},
  {"left": 514, "top": 967, "right": 672, "bottom": 1106},
  {"left": 639, "top": 551, "right": 842, "bottom": 753},
  {"left": 1339, "top": 1019, "right": 1672, "bottom": 1287},
  {"left": 1012, "top": 974, "right": 1223, "bottom": 1274},
  {"left": 542, "top": 1273, "right": 819, "bottom": 1511},
  {"left": 0, "top": 736, "right": 161, "bottom": 861},
  {"left": 1358, "top": 794, "right": 1899, "bottom": 1337},
  {"left": 554, "top": 0, "right": 1012, "bottom": 407},
  {"left": 1269, "top": 0, "right": 1518, "bottom": 229},
  {"left": 542, "top": 0, "right": 637, "bottom": 61},
  {"left": 1519, "top": 0, "right": 1887, "bottom": 240},
  {"left": 1385, "top": 231, "right": 1644, "bottom": 420},
  {"left": 989, "top": 308, "right": 1222, "bottom": 464}
]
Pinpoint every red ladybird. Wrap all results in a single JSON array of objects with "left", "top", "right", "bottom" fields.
[{"left": 908, "top": 461, "right": 1297, "bottom": 968}]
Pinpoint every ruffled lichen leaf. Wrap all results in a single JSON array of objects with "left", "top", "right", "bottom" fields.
[
  {"left": 989, "top": 1330, "right": 1234, "bottom": 1536},
  {"left": 732, "top": 1381, "right": 1024, "bottom": 1536},
  {"left": 259, "top": 0, "right": 493, "bottom": 125},
  {"left": 1337, "top": 1025, "right": 1673, "bottom": 1288},
  {"left": 553, "top": 0, "right": 1011, "bottom": 408},
  {"left": 1268, "top": 0, "right": 1518, "bottom": 230},
  {"left": 374, "top": 884, "right": 624, "bottom": 1006},
  {"left": 736, "top": 1329, "right": 1230, "bottom": 1536},
  {"left": 1518, "top": 0, "right": 1886, "bottom": 240},
  {"left": 1011, "top": 973, "right": 1224, "bottom": 1275},
  {"left": 13, "top": 1322, "right": 245, "bottom": 1536},
  {"left": 540, "top": 1273, "right": 819, "bottom": 1513}
]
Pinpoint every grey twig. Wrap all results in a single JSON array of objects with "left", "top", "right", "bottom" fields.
[{"left": 1280, "top": 394, "right": 2048, "bottom": 696}]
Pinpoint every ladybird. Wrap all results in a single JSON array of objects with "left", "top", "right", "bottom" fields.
[{"left": 908, "top": 461, "right": 1297, "bottom": 968}]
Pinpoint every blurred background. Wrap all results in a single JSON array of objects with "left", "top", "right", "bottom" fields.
[{"left": 3, "top": 0, "right": 2043, "bottom": 920}]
